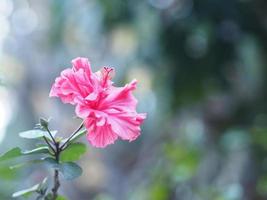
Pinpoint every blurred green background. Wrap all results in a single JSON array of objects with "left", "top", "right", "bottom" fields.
[{"left": 1, "top": 0, "right": 267, "bottom": 199}]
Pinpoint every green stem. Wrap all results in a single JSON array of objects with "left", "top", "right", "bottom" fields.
[{"left": 60, "top": 121, "right": 84, "bottom": 150}]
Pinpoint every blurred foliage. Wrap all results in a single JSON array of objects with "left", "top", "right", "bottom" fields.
[
  {"left": 164, "top": 142, "right": 200, "bottom": 183},
  {"left": 1, "top": 0, "right": 267, "bottom": 199}
]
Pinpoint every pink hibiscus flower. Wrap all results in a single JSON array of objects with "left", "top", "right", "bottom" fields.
[{"left": 50, "top": 57, "right": 146, "bottom": 148}]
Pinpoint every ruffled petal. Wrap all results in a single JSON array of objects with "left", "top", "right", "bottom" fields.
[
  {"left": 85, "top": 118, "right": 118, "bottom": 148},
  {"left": 50, "top": 58, "right": 100, "bottom": 105},
  {"left": 107, "top": 111, "right": 146, "bottom": 141},
  {"left": 49, "top": 69, "right": 80, "bottom": 104},
  {"left": 72, "top": 57, "right": 92, "bottom": 75},
  {"left": 98, "top": 79, "right": 138, "bottom": 111}
]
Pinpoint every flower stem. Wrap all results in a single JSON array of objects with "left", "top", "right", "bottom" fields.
[
  {"left": 45, "top": 127, "right": 57, "bottom": 145},
  {"left": 52, "top": 169, "right": 60, "bottom": 200},
  {"left": 42, "top": 136, "right": 56, "bottom": 155},
  {"left": 60, "top": 121, "right": 84, "bottom": 150},
  {"left": 51, "top": 142, "right": 60, "bottom": 200},
  {"left": 46, "top": 122, "right": 84, "bottom": 200}
]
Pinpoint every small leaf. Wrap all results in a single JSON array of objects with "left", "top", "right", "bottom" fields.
[
  {"left": 39, "top": 118, "right": 49, "bottom": 129},
  {"left": 60, "top": 143, "right": 87, "bottom": 162},
  {"left": 19, "top": 130, "right": 57, "bottom": 140},
  {"left": 12, "top": 177, "right": 48, "bottom": 198},
  {"left": 22, "top": 146, "right": 50, "bottom": 155},
  {"left": 0, "top": 147, "right": 22, "bottom": 162},
  {"left": 37, "top": 177, "right": 48, "bottom": 195},
  {"left": 12, "top": 183, "right": 39, "bottom": 198},
  {"left": 59, "top": 162, "right": 82, "bottom": 180}
]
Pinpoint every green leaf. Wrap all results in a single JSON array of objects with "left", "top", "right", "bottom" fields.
[
  {"left": 9, "top": 159, "right": 44, "bottom": 169},
  {"left": 61, "top": 130, "right": 86, "bottom": 145},
  {"left": 37, "top": 177, "right": 48, "bottom": 195},
  {"left": 0, "top": 146, "right": 51, "bottom": 165},
  {"left": 22, "top": 146, "right": 50, "bottom": 155},
  {"left": 12, "top": 177, "right": 48, "bottom": 198},
  {"left": 60, "top": 143, "right": 87, "bottom": 162},
  {"left": 44, "top": 193, "right": 66, "bottom": 200},
  {"left": 44, "top": 157, "right": 59, "bottom": 169},
  {"left": 0, "top": 166, "right": 18, "bottom": 180},
  {"left": 44, "top": 156, "right": 82, "bottom": 180},
  {"left": 44, "top": 158, "right": 82, "bottom": 180},
  {"left": 0, "top": 147, "right": 22, "bottom": 162},
  {"left": 12, "top": 183, "right": 39, "bottom": 198},
  {"left": 57, "top": 195, "right": 67, "bottom": 200},
  {"left": 44, "top": 193, "right": 53, "bottom": 200},
  {"left": 59, "top": 162, "right": 82, "bottom": 180},
  {"left": 19, "top": 130, "right": 57, "bottom": 140}
]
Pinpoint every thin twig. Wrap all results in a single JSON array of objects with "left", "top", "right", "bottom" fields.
[
  {"left": 60, "top": 121, "right": 84, "bottom": 150},
  {"left": 45, "top": 127, "right": 57, "bottom": 145},
  {"left": 42, "top": 136, "right": 56, "bottom": 155}
]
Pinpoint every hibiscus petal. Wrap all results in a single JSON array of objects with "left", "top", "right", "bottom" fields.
[
  {"left": 50, "top": 58, "right": 101, "bottom": 105},
  {"left": 107, "top": 112, "right": 146, "bottom": 142},
  {"left": 72, "top": 57, "right": 92, "bottom": 74},
  {"left": 85, "top": 92, "right": 98, "bottom": 101},
  {"left": 50, "top": 69, "right": 83, "bottom": 104},
  {"left": 85, "top": 120, "right": 118, "bottom": 148},
  {"left": 75, "top": 104, "right": 91, "bottom": 118},
  {"left": 98, "top": 79, "right": 138, "bottom": 111}
]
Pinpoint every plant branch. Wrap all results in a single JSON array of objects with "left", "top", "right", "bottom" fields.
[
  {"left": 52, "top": 169, "right": 60, "bottom": 200},
  {"left": 42, "top": 136, "right": 55, "bottom": 154},
  {"left": 44, "top": 127, "right": 57, "bottom": 145},
  {"left": 60, "top": 121, "right": 84, "bottom": 150},
  {"left": 51, "top": 142, "right": 60, "bottom": 200},
  {"left": 47, "top": 121, "right": 84, "bottom": 199}
]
